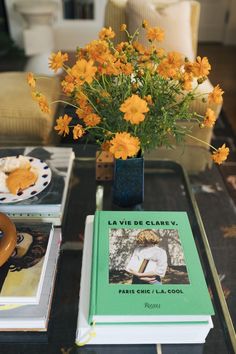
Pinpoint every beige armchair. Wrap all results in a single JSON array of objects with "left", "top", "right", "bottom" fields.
[
  {"left": 104, "top": 0, "right": 222, "bottom": 149},
  {"left": 0, "top": 72, "right": 60, "bottom": 146}
]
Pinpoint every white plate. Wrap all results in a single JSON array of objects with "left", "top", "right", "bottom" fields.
[{"left": 0, "top": 156, "right": 52, "bottom": 203}]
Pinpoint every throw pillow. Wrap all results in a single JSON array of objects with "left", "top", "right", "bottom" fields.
[{"left": 126, "top": 0, "right": 195, "bottom": 61}]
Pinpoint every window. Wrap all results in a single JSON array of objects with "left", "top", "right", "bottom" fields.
[{"left": 62, "top": 0, "right": 94, "bottom": 19}]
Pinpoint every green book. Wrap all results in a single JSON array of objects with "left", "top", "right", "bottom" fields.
[
  {"left": 76, "top": 214, "right": 214, "bottom": 345},
  {"left": 89, "top": 210, "right": 214, "bottom": 325}
]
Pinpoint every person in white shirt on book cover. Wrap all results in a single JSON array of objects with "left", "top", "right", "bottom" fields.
[{"left": 125, "top": 230, "right": 168, "bottom": 284}]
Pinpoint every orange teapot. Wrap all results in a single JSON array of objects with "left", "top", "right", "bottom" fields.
[{"left": 0, "top": 212, "right": 17, "bottom": 267}]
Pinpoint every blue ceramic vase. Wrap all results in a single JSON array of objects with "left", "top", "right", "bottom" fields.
[{"left": 112, "top": 155, "right": 144, "bottom": 207}]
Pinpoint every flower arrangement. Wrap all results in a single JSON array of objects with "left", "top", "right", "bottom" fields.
[{"left": 28, "top": 21, "right": 229, "bottom": 164}]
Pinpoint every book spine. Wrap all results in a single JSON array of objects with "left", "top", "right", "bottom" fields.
[
  {"left": 138, "top": 259, "right": 149, "bottom": 273},
  {"left": 88, "top": 211, "right": 100, "bottom": 324}
]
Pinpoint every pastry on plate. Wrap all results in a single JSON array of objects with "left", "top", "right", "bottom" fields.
[
  {"left": 6, "top": 168, "right": 38, "bottom": 195},
  {"left": 0, "top": 171, "right": 9, "bottom": 193},
  {"left": 0, "top": 155, "right": 31, "bottom": 173}
]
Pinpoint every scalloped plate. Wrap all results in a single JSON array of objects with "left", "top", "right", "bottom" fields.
[{"left": 0, "top": 156, "right": 52, "bottom": 203}]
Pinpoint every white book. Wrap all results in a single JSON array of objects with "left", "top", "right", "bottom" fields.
[
  {"left": 0, "top": 147, "right": 75, "bottom": 226},
  {"left": 0, "top": 222, "right": 54, "bottom": 305},
  {"left": 0, "top": 228, "right": 61, "bottom": 331},
  {"left": 125, "top": 255, "right": 157, "bottom": 274},
  {"left": 75, "top": 216, "right": 213, "bottom": 345}
]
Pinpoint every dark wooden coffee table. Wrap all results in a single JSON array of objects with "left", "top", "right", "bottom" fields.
[{"left": 0, "top": 144, "right": 235, "bottom": 354}]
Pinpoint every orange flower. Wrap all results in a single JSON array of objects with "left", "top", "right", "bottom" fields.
[
  {"left": 156, "top": 47, "right": 166, "bottom": 58},
  {"left": 167, "top": 52, "right": 184, "bottom": 69},
  {"left": 99, "top": 26, "right": 115, "bottom": 40},
  {"left": 31, "top": 91, "right": 42, "bottom": 101},
  {"left": 109, "top": 132, "right": 140, "bottom": 160},
  {"left": 139, "top": 54, "right": 151, "bottom": 63},
  {"left": 61, "top": 81, "right": 75, "bottom": 95},
  {"left": 120, "top": 24, "right": 127, "bottom": 32},
  {"left": 75, "top": 90, "right": 88, "bottom": 105},
  {"left": 71, "top": 59, "right": 97, "bottom": 85},
  {"left": 146, "top": 27, "right": 164, "bottom": 42},
  {"left": 61, "top": 74, "right": 75, "bottom": 94},
  {"left": 157, "top": 60, "right": 176, "bottom": 78},
  {"left": 144, "top": 95, "right": 153, "bottom": 105},
  {"left": 27, "top": 72, "right": 36, "bottom": 88},
  {"left": 208, "top": 85, "right": 224, "bottom": 104},
  {"left": 54, "top": 114, "right": 72, "bottom": 136},
  {"left": 98, "top": 54, "right": 120, "bottom": 76},
  {"left": 184, "top": 61, "right": 193, "bottom": 73},
  {"left": 98, "top": 64, "right": 117, "bottom": 76},
  {"left": 116, "top": 41, "right": 128, "bottom": 52},
  {"left": 191, "top": 56, "right": 211, "bottom": 77},
  {"left": 182, "top": 72, "right": 193, "bottom": 91},
  {"left": 86, "top": 40, "right": 110, "bottom": 63},
  {"left": 73, "top": 124, "right": 85, "bottom": 139},
  {"left": 49, "top": 51, "right": 68, "bottom": 73},
  {"left": 32, "top": 92, "right": 50, "bottom": 113},
  {"left": 120, "top": 62, "right": 133, "bottom": 75},
  {"left": 101, "top": 140, "right": 111, "bottom": 152},
  {"left": 143, "top": 61, "right": 156, "bottom": 74},
  {"left": 76, "top": 103, "right": 93, "bottom": 120},
  {"left": 38, "top": 97, "right": 51, "bottom": 114},
  {"left": 133, "top": 41, "right": 146, "bottom": 54},
  {"left": 212, "top": 144, "right": 229, "bottom": 164},
  {"left": 83, "top": 113, "right": 101, "bottom": 127},
  {"left": 120, "top": 95, "right": 149, "bottom": 124},
  {"left": 203, "top": 108, "right": 216, "bottom": 128},
  {"left": 142, "top": 20, "right": 149, "bottom": 29}
]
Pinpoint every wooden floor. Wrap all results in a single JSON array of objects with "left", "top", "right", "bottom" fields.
[{"left": 198, "top": 43, "right": 236, "bottom": 135}]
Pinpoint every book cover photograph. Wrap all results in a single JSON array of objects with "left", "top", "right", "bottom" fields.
[
  {"left": 0, "top": 222, "right": 53, "bottom": 304},
  {"left": 109, "top": 228, "right": 190, "bottom": 286}
]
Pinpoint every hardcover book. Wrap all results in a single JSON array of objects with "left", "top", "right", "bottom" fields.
[
  {"left": 0, "top": 228, "right": 61, "bottom": 331},
  {"left": 76, "top": 212, "right": 214, "bottom": 345},
  {"left": 0, "top": 146, "right": 75, "bottom": 225},
  {"left": 0, "top": 222, "right": 54, "bottom": 305}
]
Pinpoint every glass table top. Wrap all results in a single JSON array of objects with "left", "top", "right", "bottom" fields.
[{"left": 0, "top": 144, "right": 235, "bottom": 354}]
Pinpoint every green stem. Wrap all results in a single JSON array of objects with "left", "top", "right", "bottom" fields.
[
  {"left": 101, "top": 75, "right": 107, "bottom": 91},
  {"left": 186, "top": 133, "right": 216, "bottom": 151},
  {"left": 91, "top": 78, "right": 104, "bottom": 90},
  {"left": 130, "top": 27, "right": 140, "bottom": 43},
  {"left": 51, "top": 100, "right": 78, "bottom": 109},
  {"left": 62, "top": 65, "right": 74, "bottom": 77},
  {"left": 35, "top": 76, "right": 52, "bottom": 80},
  {"left": 86, "top": 97, "right": 101, "bottom": 115}
]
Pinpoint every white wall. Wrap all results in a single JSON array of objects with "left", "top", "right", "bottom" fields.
[
  {"left": 53, "top": 0, "right": 106, "bottom": 50},
  {"left": 4, "top": 0, "right": 26, "bottom": 47},
  {"left": 4, "top": 0, "right": 106, "bottom": 51}
]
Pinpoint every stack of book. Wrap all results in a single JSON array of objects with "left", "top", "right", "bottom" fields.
[
  {"left": 76, "top": 211, "right": 214, "bottom": 345},
  {"left": 0, "top": 146, "right": 75, "bottom": 331},
  {"left": 0, "top": 222, "right": 61, "bottom": 331}
]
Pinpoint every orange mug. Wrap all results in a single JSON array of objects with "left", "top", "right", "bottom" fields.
[{"left": 0, "top": 212, "right": 17, "bottom": 267}]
